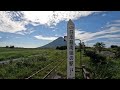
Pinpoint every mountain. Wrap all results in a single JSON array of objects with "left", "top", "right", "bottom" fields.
[{"left": 40, "top": 37, "right": 67, "bottom": 48}]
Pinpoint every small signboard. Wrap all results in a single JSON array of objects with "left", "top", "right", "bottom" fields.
[{"left": 67, "top": 19, "right": 75, "bottom": 79}]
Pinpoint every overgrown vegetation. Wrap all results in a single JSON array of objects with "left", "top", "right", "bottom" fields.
[
  {"left": 0, "top": 42, "right": 120, "bottom": 79},
  {"left": 84, "top": 50, "right": 106, "bottom": 64},
  {"left": 56, "top": 46, "right": 67, "bottom": 50},
  {"left": 79, "top": 43, "right": 120, "bottom": 79},
  {"left": 0, "top": 48, "right": 67, "bottom": 79}
]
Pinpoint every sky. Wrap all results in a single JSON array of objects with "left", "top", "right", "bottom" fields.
[{"left": 0, "top": 11, "right": 120, "bottom": 48}]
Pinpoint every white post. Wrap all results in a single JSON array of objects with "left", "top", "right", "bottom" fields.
[{"left": 67, "top": 19, "right": 75, "bottom": 79}]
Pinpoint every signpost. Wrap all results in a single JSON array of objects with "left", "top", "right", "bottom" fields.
[{"left": 67, "top": 19, "right": 75, "bottom": 79}]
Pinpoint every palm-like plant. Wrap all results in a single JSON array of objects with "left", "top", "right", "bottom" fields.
[{"left": 93, "top": 42, "right": 105, "bottom": 53}]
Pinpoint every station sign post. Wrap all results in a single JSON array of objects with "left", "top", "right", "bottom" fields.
[{"left": 67, "top": 19, "right": 75, "bottom": 79}]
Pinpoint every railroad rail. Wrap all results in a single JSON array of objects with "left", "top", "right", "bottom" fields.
[
  {"left": 25, "top": 60, "right": 64, "bottom": 79},
  {"left": 25, "top": 61, "right": 55, "bottom": 79},
  {"left": 42, "top": 60, "right": 64, "bottom": 79}
]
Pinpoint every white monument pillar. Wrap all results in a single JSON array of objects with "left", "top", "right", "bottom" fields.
[{"left": 67, "top": 19, "right": 75, "bottom": 79}]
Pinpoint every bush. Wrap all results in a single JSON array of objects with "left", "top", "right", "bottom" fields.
[
  {"left": 56, "top": 46, "right": 67, "bottom": 50},
  {"left": 89, "top": 60, "right": 117, "bottom": 79},
  {"left": 111, "top": 45, "right": 118, "bottom": 48},
  {"left": 84, "top": 50, "right": 106, "bottom": 64},
  {"left": 10, "top": 45, "right": 14, "bottom": 48},
  {"left": 6, "top": 46, "right": 9, "bottom": 48},
  {"left": 56, "top": 46, "right": 59, "bottom": 50},
  {"left": 114, "top": 47, "right": 120, "bottom": 58}
]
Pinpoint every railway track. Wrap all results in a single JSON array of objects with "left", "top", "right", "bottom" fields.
[
  {"left": 25, "top": 59, "right": 64, "bottom": 79},
  {"left": 42, "top": 60, "right": 64, "bottom": 79},
  {"left": 25, "top": 61, "right": 55, "bottom": 79}
]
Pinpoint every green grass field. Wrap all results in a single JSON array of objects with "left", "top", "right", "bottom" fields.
[
  {"left": 0, "top": 48, "right": 69, "bottom": 79},
  {"left": 0, "top": 47, "right": 120, "bottom": 79}
]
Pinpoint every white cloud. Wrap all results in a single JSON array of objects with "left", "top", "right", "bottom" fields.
[
  {"left": 75, "top": 29, "right": 92, "bottom": 41},
  {"left": 16, "top": 30, "right": 34, "bottom": 35},
  {"left": 107, "top": 23, "right": 120, "bottom": 27},
  {"left": 52, "top": 30, "right": 55, "bottom": 32},
  {"left": 75, "top": 26, "right": 120, "bottom": 42},
  {"left": 22, "top": 11, "right": 103, "bottom": 27},
  {"left": 95, "top": 34, "right": 120, "bottom": 39},
  {"left": 64, "top": 33, "right": 67, "bottom": 36},
  {"left": 87, "top": 34, "right": 120, "bottom": 42},
  {"left": 0, "top": 11, "right": 27, "bottom": 33},
  {"left": 27, "top": 30, "right": 34, "bottom": 34},
  {"left": 49, "top": 26, "right": 55, "bottom": 29},
  {"left": 55, "top": 34, "right": 62, "bottom": 37},
  {"left": 112, "top": 20, "right": 120, "bottom": 23},
  {"left": 106, "top": 19, "right": 120, "bottom": 27},
  {"left": 0, "top": 11, "right": 103, "bottom": 34},
  {"left": 15, "top": 31, "right": 25, "bottom": 35},
  {"left": 15, "top": 28, "right": 35, "bottom": 35},
  {"left": 102, "top": 14, "right": 106, "bottom": 16},
  {"left": 34, "top": 35, "right": 58, "bottom": 41}
]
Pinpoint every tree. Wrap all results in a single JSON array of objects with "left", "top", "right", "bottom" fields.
[
  {"left": 93, "top": 42, "right": 105, "bottom": 53},
  {"left": 10, "top": 45, "right": 14, "bottom": 48},
  {"left": 56, "top": 46, "right": 60, "bottom": 50},
  {"left": 77, "top": 42, "right": 85, "bottom": 52},
  {"left": 111, "top": 45, "right": 118, "bottom": 48},
  {"left": 56, "top": 46, "right": 67, "bottom": 50},
  {"left": 6, "top": 46, "right": 9, "bottom": 48}
]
